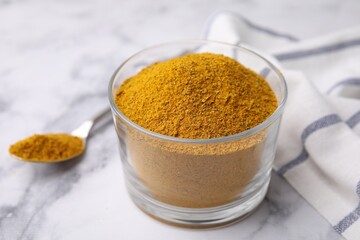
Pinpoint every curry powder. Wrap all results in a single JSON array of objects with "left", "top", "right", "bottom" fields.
[
  {"left": 116, "top": 53, "right": 277, "bottom": 139},
  {"left": 9, "top": 134, "right": 84, "bottom": 162},
  {"left": 114, "top": 52, "right": 278, "bottom": 208}
]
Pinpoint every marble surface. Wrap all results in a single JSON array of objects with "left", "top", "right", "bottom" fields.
[{"left": 1, "top": 0, "right": 359, "bottom": 239}]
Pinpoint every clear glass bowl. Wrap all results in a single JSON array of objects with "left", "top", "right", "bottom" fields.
[{"left": 108, "top": 40, "right": 287, "bottom": 228}]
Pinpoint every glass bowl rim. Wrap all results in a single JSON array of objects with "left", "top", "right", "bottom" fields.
[{"left": 108, "top": 39, "right": 288, "bottom": 144}]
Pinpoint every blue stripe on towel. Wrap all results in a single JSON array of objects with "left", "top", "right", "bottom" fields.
[
  {"left": 239, "top": 16, "right": 299, "bottom": 42},
  {"left": 346, "top": 110, "right": 360, "bottom": 128},
  {"left": 203, "top": 11, "right": 298, "bottom": 42},
  {"left": 278, "top": 110, "right": 360, "bottom": 175},
  {"left": 259, "top": 67, "right": 271, "bottom": 78},
  {"left": 277, "top": 148, "right": 309, "bottom": 175},
  {"left": 233, "top": 40, "right": 242, "bottom": 59},
  {"left": 300, "top": 114, "right": 342, "bottom": 140},
  {"left": 275, "top": 38, "right": 360, "bottom": 61},
  {"left": 327, "top": 78, "right": 360, "bottom": 94},
  {"left": 277, "top": 114, "right": 342, "bottom": 175},
  {"left": 334, "top": 181, "right": 360, "bottom": 234}
]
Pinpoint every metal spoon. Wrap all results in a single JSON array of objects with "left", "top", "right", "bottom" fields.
[{"left": 10, "top": 107, "right": 111, "bottom": 163}]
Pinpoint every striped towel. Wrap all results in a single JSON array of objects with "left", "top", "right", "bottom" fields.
[{"left": 205, "top": 11, "right": 360, "bottom": 240}]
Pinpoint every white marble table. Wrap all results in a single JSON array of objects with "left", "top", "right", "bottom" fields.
[{"left": 1, "top": 0, "right": 359, "bottom": 239}]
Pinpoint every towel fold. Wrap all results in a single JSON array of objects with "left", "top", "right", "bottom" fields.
[{"left": 205, "top": 11, "right": 360, "bottom": 240}]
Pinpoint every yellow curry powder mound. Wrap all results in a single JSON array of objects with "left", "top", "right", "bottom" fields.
[
  {"left": 116, "top": 53, "right": 277, "bottom": 139},
  {"left": 114, "top": 53, "right": 278, "bottom": 208}
]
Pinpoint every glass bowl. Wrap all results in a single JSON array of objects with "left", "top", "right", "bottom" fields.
[{"left": 108, "top": 40, "right": 287, "bottom": 228}]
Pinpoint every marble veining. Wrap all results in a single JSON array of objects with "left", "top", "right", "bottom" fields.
[{"left": 1, "top": 0, "right": 359, "bottom": 239}]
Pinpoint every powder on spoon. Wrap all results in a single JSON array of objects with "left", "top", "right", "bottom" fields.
[{"left": 9, "top": 134, "right": 84, "bottom": 162}]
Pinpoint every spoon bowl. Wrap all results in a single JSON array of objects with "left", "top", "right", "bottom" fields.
[{"left": 9, "top": 108, "right": 110, "bottom": 163}]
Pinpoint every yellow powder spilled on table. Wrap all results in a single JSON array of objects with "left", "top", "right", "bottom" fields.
[
  {"left": 9, "top": 134, "right": 84, "bottom": 162},
  {"left": 115, "top": 52, "right": 277, "bottom": 139}
]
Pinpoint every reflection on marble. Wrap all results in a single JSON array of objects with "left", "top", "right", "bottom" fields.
[{"left": 1, "top": 0, "right": 359, "bottom": 239}]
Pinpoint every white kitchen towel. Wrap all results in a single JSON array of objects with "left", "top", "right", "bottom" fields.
[{"left": 205, "top": 11, "right": 360, "bottom": 240}]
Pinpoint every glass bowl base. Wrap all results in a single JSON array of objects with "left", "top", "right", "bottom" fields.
[{"left": 125, "top": 178, "right": 270, "bottom": 228}]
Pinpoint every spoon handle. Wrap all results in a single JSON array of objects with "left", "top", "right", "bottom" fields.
[{"left": 71, "top": 107, "right": 111, "bottom": 140}]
